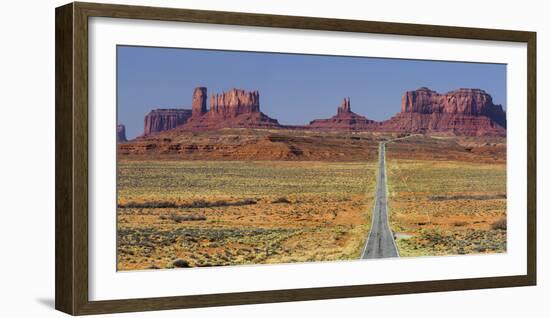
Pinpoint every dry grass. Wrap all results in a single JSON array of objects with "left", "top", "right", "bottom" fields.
[
  {"left": 491, "top": 218, "right": 507, "bottom": 230},
  {"left": 117, "top": 160, "right": 376, "bottom": 270},
  {"left": 385, "top": 156, "right": 507, "bottom": 257},
  {"left": 116, "top": 134, "right": 508, "bottom": 269}
]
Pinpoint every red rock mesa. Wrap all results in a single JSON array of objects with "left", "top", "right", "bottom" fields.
[
  {"left": 135, "top": 86, "right": 506, "bottom": 137},
  {"left": 143, "top": 109, "right": 192, "bottom": 136},
  {"left": 379, "top": 87, "right": 506, "bottom": 136},
  {"left": 182, "top": 88, "right": 280, "bottom": 130}
]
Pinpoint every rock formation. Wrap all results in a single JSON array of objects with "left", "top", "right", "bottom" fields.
[
  {"left": 117, "top": 124, "right": 127, "bottom": 142},
  {"left": 143, "top": 109, "right": 192, "bottom": 136},
  {"left": 338, "top": 97, "right": 351, "bottom": 114},
  {"left": 210, "top": 89, "right": 261, "bottom": 117},
  {"left": 308, "top": 97, "right": 376, "bottom": 130},
  {"left": 379, "top": 88, "right": 506, "bottom": 136},
  {"left": 192, "top": 87, "right": 208, "bottom": 117},
  {"left": 182, "top": 88, "right": 279, "bottom": 130},
  {"left": 136, "top": 86, "right": 506, "bottom": 137}
]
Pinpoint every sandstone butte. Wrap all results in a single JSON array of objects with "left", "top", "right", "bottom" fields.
[
  {"left": 131, "top": 86, "right": 506, "bottom": 139},
  {"left": 143, "top": 109, "right": 192, "bottom": 136},
  {"left": 379, "top": 87, "right": 506, "bottom": 136},
  {"left": 116, "top": 124, "right": 127, "bottom": 142},
  {"left": 182, "top": 87, "right": 280, "bottom": 130},
  {"left": 308, "top": 97, "right": 376, "bottom": 130}
]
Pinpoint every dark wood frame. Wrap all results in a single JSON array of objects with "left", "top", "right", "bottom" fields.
[{"left": 55, "top": 1, "right": 537, "bottom": 315}]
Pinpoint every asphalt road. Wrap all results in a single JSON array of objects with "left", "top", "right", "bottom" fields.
[{"left": 361, "top": 142, "right": 400, "bottom": 259}]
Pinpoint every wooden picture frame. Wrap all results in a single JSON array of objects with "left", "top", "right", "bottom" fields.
[{"left": 55, "top": 1, "right": 536, "bottom": 315}]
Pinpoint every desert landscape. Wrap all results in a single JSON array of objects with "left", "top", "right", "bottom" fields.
[
  {"left": 116, "top": 84, "right": 507, "bottom": 270},
  {"left": 385, "top": 136, "right": 506, "bottom": 257}
]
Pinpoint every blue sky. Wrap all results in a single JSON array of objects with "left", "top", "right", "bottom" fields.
[{"left": 118, "top": 45, "right": 506, "bottom": 139}]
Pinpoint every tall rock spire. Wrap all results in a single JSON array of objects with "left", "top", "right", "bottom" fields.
[
  {"left": 192, "top": 87, "right": 208, "bottom": 117},
  {"left": 309, "top": 97, "right": 374, "bottom": 130},
  {"left": 337, "top": 97, "right": 351, "bottom": 114}
]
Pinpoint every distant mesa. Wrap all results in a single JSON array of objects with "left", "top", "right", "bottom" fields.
[
  {"left": 379, "top": 87, "right": 506, "bottom": 136},
  {"left": 211, "top": 89, "right": 260, "bottom": 116},
  {"left": 140, "top": 87, "right": 279, "bottom": 136},
  {"left": 143, "top": 108, "right": 192, "bottom": 136},
  {"left": 400, "top": 87, "right": 505, "bottom": 122},
  {"left": 308, "top": 97, "right": 376, "bottom": 131},
  {"left": 181, "top": 88, "right": 280, "bottom": 131},
  {"left": 117, "top": 124, "right": 127, "bottom": 142},
  {"left": 136, "top": 86, "right": 506, "bottom": 138}
]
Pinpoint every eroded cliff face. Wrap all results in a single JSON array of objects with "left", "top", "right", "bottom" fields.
[
  {"left": 401, "top": 88, "right": 505, "bottom": 122},
  {"left": 143, "top": 109, "right": 192, "bottom": 136},
  {"left": 183, "top": 88, "right": 280, "bottom": 130},
  {"left": 210, "top": 89, "right": 260, "bottom": 117},
  {"left": 309, "top": 97, "right": 376, "bottom": 130},
  {"left": 117, "top": 124, "right": 127, "bottom": 142},
  {"left": 380, "top": 88, "right": 506, "bottom": 136}
]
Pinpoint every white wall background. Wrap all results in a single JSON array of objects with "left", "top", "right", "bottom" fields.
[{"left": 0, "top": 0, "right": 546, "bottom": 316}]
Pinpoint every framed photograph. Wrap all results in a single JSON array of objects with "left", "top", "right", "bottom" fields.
[{"left": 55, "top": 2, "right": 536, "bottom": 315}]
